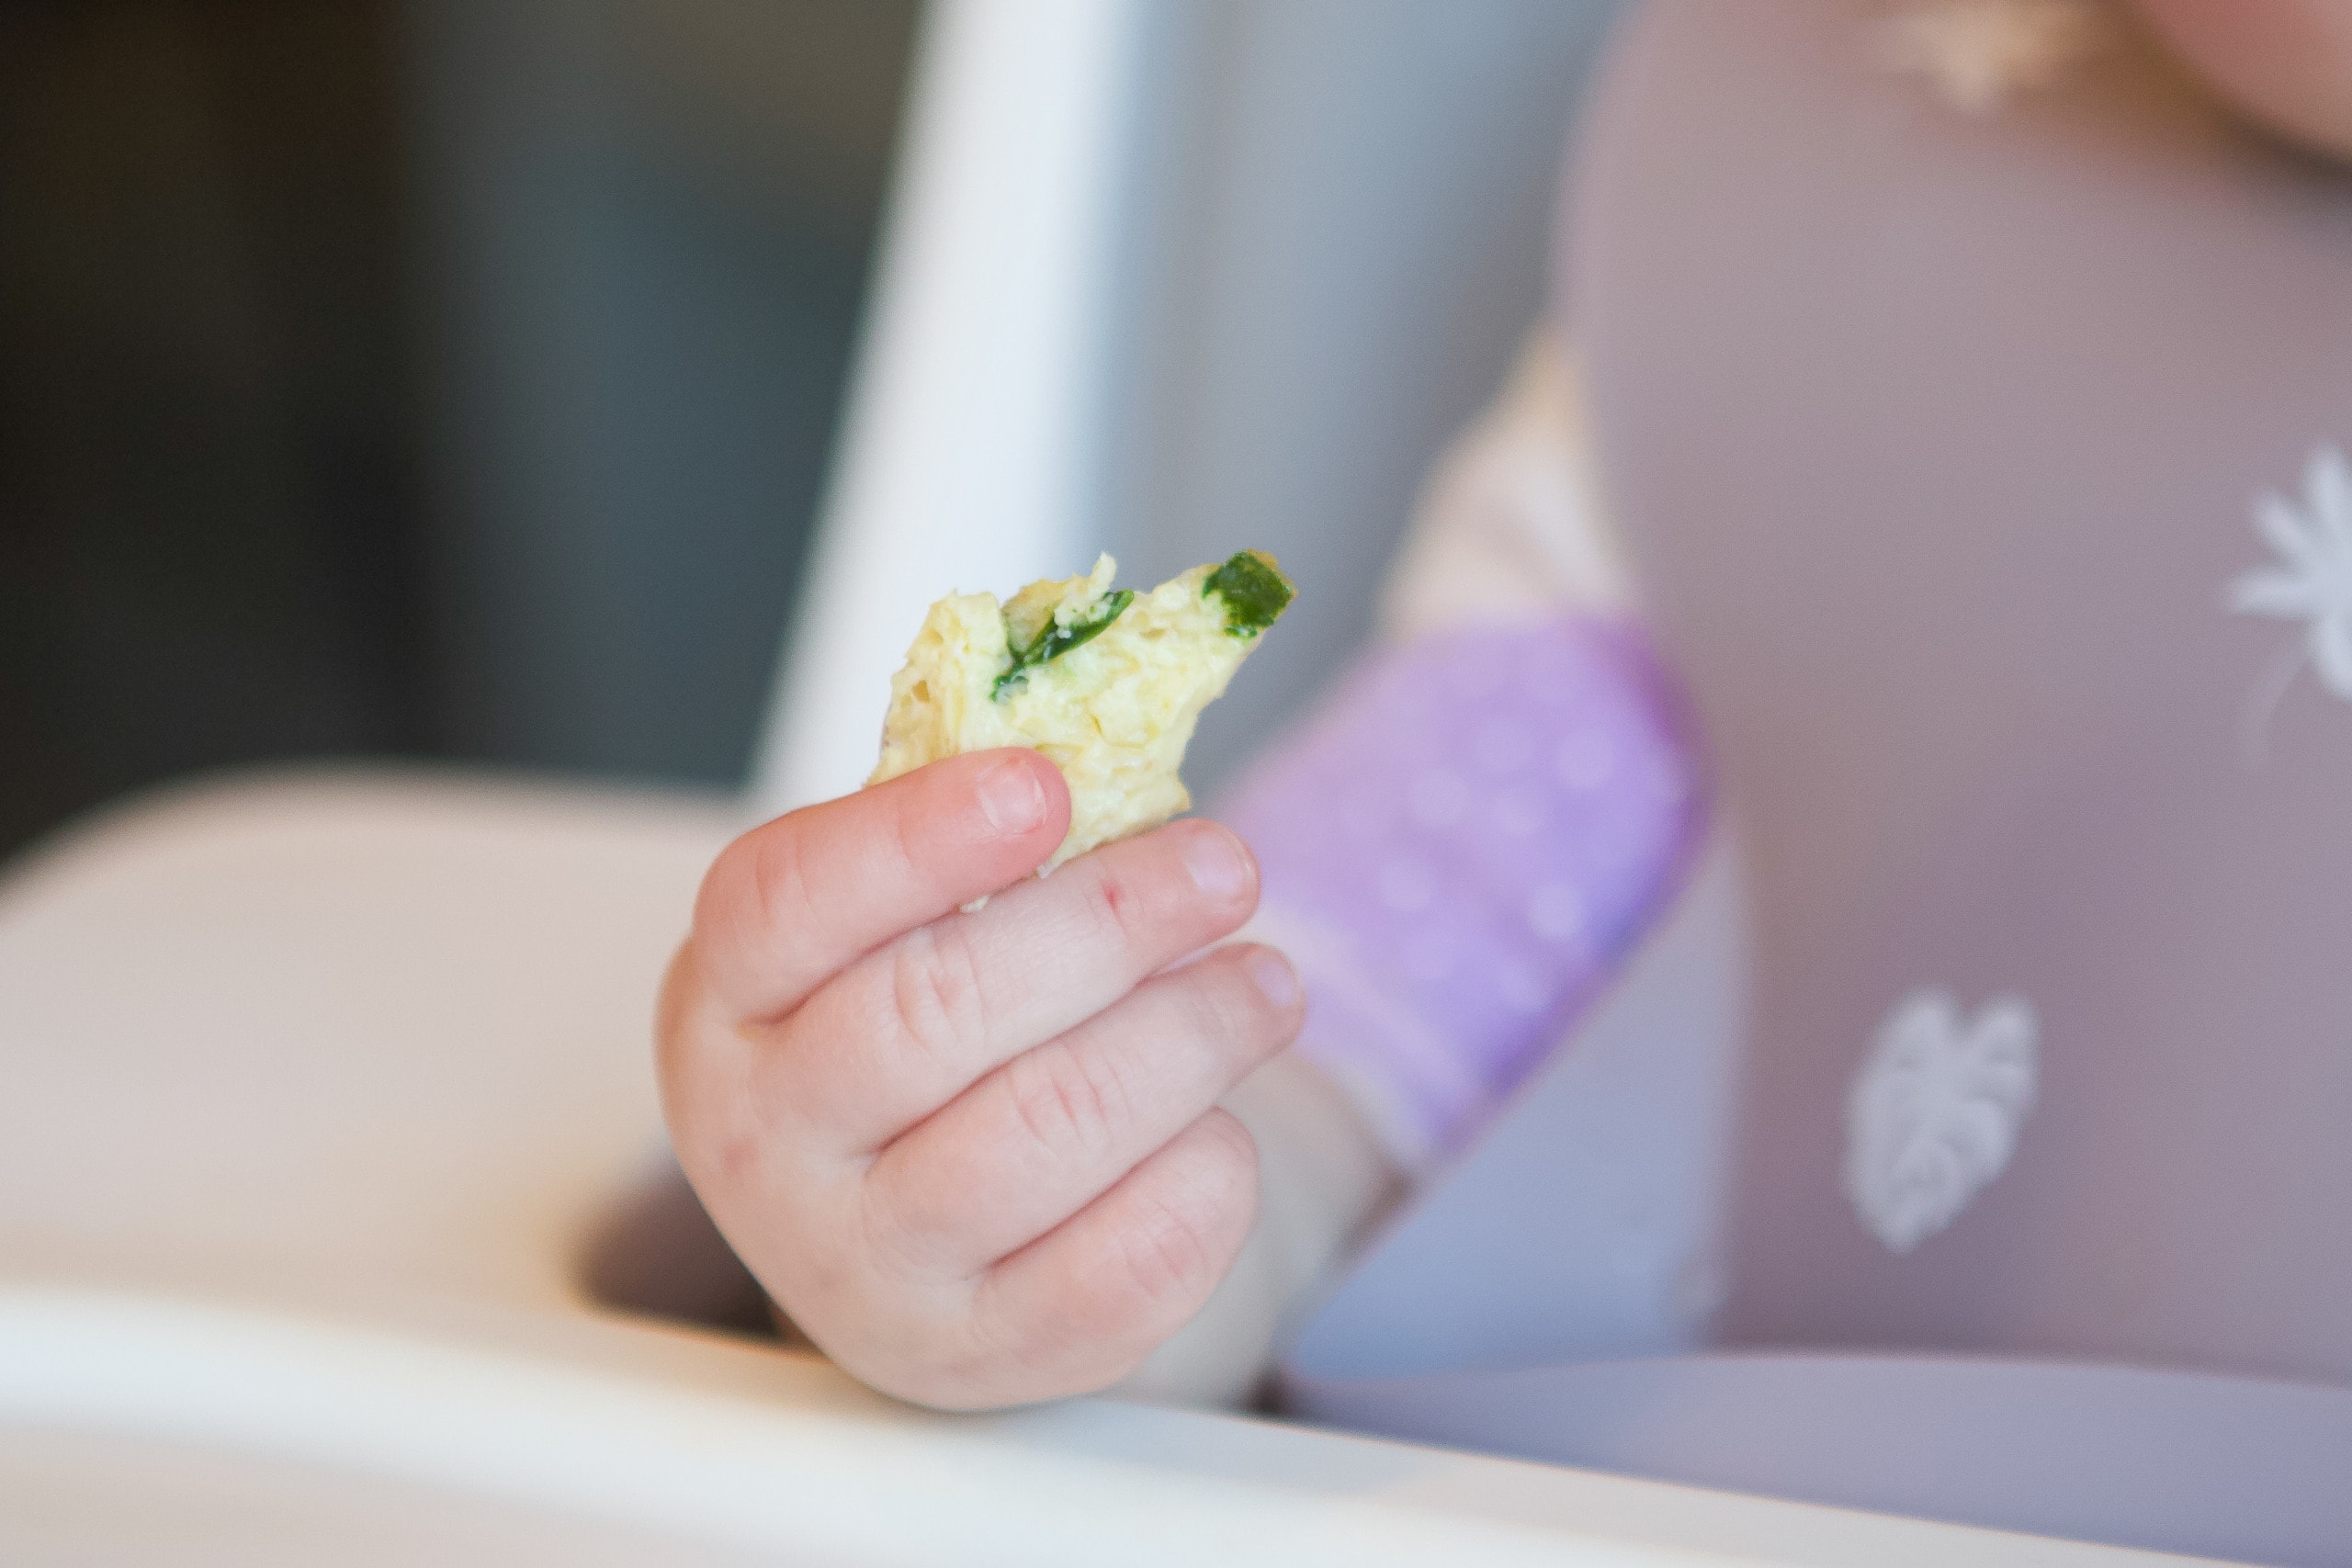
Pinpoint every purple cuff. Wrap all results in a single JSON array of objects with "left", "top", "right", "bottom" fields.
[{"left": 1219, "top": 618, "right": 1707, "bottom": 1167}]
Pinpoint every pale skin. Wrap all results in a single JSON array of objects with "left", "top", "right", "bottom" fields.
[
  {"left": 658, "top": 748, "right": 1303, "bottom": 1410},
  {"left": 658, "top": 0, "right": 2352, "bottom": 1416},
  {"left": 2133, "top": 0, "right": 2352, "bottom": 161}
]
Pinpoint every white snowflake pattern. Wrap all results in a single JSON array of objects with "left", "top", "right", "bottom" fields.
[
  {"left": 1872, "top": 0, "right": 2111, "bottom": 114},
  {"left": 1846, "top": 989, "right": 2039, "bottom": 1255},
  {"left": 2231, "top": 446, "right": 2352, "bottom": 703}
]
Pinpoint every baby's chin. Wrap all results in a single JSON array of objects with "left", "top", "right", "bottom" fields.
[{"left": 2133, "top": 0, "right": 2352, "bottom": 162}]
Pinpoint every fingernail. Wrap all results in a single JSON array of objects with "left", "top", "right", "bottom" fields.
[
  {"left": 1184, "top": 827, "right": 1250, "bottom": 901},
  {"left": 1249, "top": 951, "right": 1299, "bottom": 1009},
  {"left": 976, "top": 756, "right": 1047, "bottom": 835}
]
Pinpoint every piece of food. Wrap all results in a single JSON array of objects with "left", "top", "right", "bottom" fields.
[{"left": 870, "top": 550, "right": 1295, "bottom": 869}]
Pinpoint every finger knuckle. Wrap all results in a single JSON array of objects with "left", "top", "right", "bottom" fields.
[
  {"left": 1101, "top": 1123, "right": 1255, "bottom": 1317},
  {"left": 887, "top": 923, "right": 991, "bottom": 1067},
  {"left": 1108, "top": 1195, "right": 1224, "bottom": 1318},
  {"left": 1005, "top": 1042, "right": 1131, "bottom": 1161}
]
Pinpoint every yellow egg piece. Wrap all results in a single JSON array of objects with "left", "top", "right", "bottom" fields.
[{"left": 869, "top": 550, "right": 1295, "bottom": 869}]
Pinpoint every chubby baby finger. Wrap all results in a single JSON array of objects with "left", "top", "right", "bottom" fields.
[
  {"left": 756, "top": 819, "right": 1262, "bottom": 1156},
  {"left": 858, "top": 942, "right": 1301, "bottom": 1279}
]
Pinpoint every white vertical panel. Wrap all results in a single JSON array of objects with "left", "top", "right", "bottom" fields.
[{"left": 749, "top": 0, "right": 1148, "bottom": 814}]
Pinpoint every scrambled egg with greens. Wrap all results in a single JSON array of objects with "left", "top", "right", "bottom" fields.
[{"left": 869, "top": 550, "right": 1294, "bottom": 869}]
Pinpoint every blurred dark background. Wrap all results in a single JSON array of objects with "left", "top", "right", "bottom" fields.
[{"left": 0, "top": 0, "right": 920, "bottom": 861}]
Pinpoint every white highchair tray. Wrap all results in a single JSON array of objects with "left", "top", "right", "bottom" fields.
[{"left": 0, "top": 773, "right": 2215, "bottom": 1565}]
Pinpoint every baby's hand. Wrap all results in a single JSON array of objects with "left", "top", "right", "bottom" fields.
[{"left": 657, "top": 749, "right": 1301, "bottom": 1410}]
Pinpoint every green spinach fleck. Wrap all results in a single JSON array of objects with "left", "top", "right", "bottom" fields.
[
  {"left": 993, "top": 588, "right": 1135, "bottom": 701},
  {"left": 1202, "top": 550, "right": 1294, "bottom": 637}
]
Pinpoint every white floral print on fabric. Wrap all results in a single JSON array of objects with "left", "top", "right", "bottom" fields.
[
  {"left": 1846, "top": 989, "right": 2040, "bottom": 1255},
  {"left": 1871, "top": 0, "right": 2112, "bottom": 114},
  {"left": 2231, "top": 446, "right": 2352, "bottom": 703}
]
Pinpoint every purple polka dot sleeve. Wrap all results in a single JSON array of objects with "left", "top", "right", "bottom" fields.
[{"left": 1218, "top": 618, "right": 1708, "bottom": 1168}]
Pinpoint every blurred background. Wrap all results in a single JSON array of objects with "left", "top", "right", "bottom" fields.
[
  {"left": 0, "top": 0, "right": 1617, "bottom": 863},
  {"left": 0, "top": 0, "right": 918, "bottom": 860}
]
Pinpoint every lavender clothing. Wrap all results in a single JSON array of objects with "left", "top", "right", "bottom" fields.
[
  {"left": 1282, "top": 2, "right": 2352, "bottom": 1559},
  {"left": 1577, "top": 0, "right": 2352, "bottom": 1389},
  {"left": 1219, "top": 618, "right": 1705, "bottom": 1165}
]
